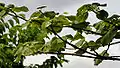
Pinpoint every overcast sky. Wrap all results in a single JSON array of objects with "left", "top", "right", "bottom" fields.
[{"left": 1, "top": 0, "right": 120, "bottom": 68}]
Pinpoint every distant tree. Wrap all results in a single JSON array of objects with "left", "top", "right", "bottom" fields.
[{"left": 0, "top": 2, "right": 120, "bottom": 68}]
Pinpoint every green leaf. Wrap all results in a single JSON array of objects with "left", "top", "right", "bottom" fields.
[
  {"left": 66, "top": 15, "right": 76, "bottom": 21},
  {"left": 94, "top": 50, "right": 109, "bottom": 65},
  {"left": 94, "top": 21, "right": 109, "bottom": 34},
  {"left": 115, "top": 32, "right": 120, "bottom": 39},
  {"left": 44, "top": 11, "right": 57, "bottom": 19},
  {"left": 0, "top": 3, "right": 5, "bottom": 7},
  {"left": 76, "top": 12, "right": 88, "bottom": 23},
  {"left": 13, "top": 6, "right": 29, "bottom": 12},
  {"left": 75, "top": 39, "right": 85, "bottom": 47},
  {"left": 41, "top": 21, "right": 51, "bottom": 29},
  {"left": 37, "top": 5, "right": 47, "bottom": 9},
  {"left": 96, "top": 10, "right": 108, "bottom": 20},
  {"left": 8, "top": 19, "right": 14, "bottom": 27},
  {"left": 4, "top": 22, "right": 9, "bottom": 28},
  {"left": 88, "top": 41, "right": 101, "bottom": 51},
  {"left": 52, "top": 26, "right": 63, "bottom": 33},
  {"left": 14, "top": 56, "right": 21, "bottom": 63},
  {"left": 101, "top": 27, "right": 117, "bottom": 45},
  {"left": 0, "top": 10, "right": 6, "bottom": 18},
  {"left": 75, "top": 42, "right": 88, "bottom": 55},
  {"left": 73, "top": 32, "right": 84, "bottom": 40},
  {"left": 77, "top": 4, "right": 91, "bottom": 15},
  {"left": 30, "top": 11, "right": 41, "bottom": 18},
  {"left": 92, "top": 3, "right": 107, "bottom": 7},
  {"left": 88, "top": 41, "right": 96, "bottom": 47},
  {"left": 19, "top": 13, "right": 25, "bottom": 18},
  {"left": 7, "top": 4, "right": 15, "bottom": 8},
  {"left": 63, "top": 12, "right": 69, "bottom": 14},
  {"left": 65, "top": 34, "right": 73, "bottom": 40},
  {"left": 50, "top": 37, "right": 65, "bottom": 52},
  {"left": 94, "top": 58, "right": 102, "bottom": 66},
  {"left": 77, "top": 4, "right": 90, "bottom": 23},
  {"left": 72, "top": 22, "right": 90, "bottom": 30},
  {"left": 0, "top": 23, "right": 5, "bottom": 33},
  {"left": 100, "top": 50, "right": 109, "bottom": 56},
  {"left": 13, "top": 17, "right": 19, "bottom": 24}
]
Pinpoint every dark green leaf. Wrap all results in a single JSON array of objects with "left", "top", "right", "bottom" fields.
[
  {"left": 65, "top": 34, "right": 73, "bottom": 40},
  {"left": 13, "top": 17, "right": 19, "bottom": 24},
  {"left": 4, "top": 23, "right": 9, "bottom": 28},
  {"left": 0, "top": 23, "right": 5, "bottom": 33},
  {"left": 92, "top": 3, "right": 107, "bottom": 7},
  {"left": 8, "top": 19, "right": 14, "bottom": 27},
  {"left": 13, "top": 6, "right": 29, "bottom": 12},
  {"left": 0, "top": 3, "right": 5, "bottom": 7},
  {"left": 88, "top": 41, "right": 101, "bottom": 51},
  {"left": 7, "top": 4, "right": 15, "bottom": 8},
  {"left": 44, "top": 11, "right": 57, "bottom": 19},
  {"left": 37, "top": 6, "right": 47, "bottom": 9},
  {"left": 101, "top": 27, "right": 117, "bottom": 45},
  {"left": 96, "top": 10, "right": 108, "bottom": 20},
  {"left": 66, "top": 15, "right": 76, "bottom": 21},
  {"left": 72, "top": 22, "right": 90, "bottom": 30}
]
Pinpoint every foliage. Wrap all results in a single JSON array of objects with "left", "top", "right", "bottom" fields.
[{"left": 0, "top": 2, "right": 120, "bottom": 68}]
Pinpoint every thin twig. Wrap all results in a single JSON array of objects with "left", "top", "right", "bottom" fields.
[
  {"left": 110, "top": 41, "right": 120, "bottom": 45},
  {"left": 37, "top": 52, "right": 96, "bottom": 59},
  {"left": 63, "top": 25, "right": 104, "bottom": 36},
  {"left": 111, "top": 56, "right": 120, "bottom": 57}
]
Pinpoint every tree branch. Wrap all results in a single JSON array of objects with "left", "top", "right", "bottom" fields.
[
  {"left": 35, "top": 51, "right": 120, "bottom": 61},
  {"left": 49, "top": 25, "right": 97, "bottom": 56},
  {"left": 8, "top": 9, "right": 28, "bottom": 21},
  {"left": 63, "top": 25, "right": 104, "bottom": 36},
  {"left": 49, "top": 25, "right": 120, "bottom": 61}
]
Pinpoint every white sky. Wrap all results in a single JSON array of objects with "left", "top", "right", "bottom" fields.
[{"left": 1, "top": 0, "right": 120, "bottom": 68}]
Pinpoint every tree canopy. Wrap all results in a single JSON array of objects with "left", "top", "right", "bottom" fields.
[{"left": 0, "top": 2, "right": 120, "bottom": 68}]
